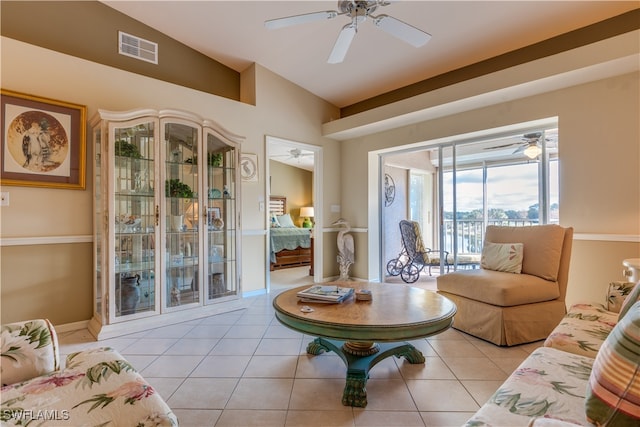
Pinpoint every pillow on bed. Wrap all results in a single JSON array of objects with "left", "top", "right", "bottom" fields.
[
  {"left": 270, "top": 213, "right": 281, "bottom": 228},
  {"left": 481, "top": 242, "right": 524, "bottom": 274},
  {"left": 276, "top": 214, "right": 296, "bottom": 228}
]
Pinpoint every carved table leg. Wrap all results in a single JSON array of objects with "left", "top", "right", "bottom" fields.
[
  {"left": 305, "top": 337, "right": 425, "bottom": 407},
  {"left": 342, "top": 371, "right": 368, "bottom": 407},
  {"left": 306, "top": 337, "right": 331, "bottom": 355}
]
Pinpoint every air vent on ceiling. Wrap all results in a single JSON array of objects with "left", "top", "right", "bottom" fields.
[{"left": 118, "top": 31, "right": 158, "bottom": 64}]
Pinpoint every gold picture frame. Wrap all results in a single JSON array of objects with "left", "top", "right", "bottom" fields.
[{"left": 1, "top": 89, "right": 86, "bottom": 189}]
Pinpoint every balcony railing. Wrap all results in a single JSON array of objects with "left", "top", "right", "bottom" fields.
[{"left": 442, "top": 219, "right": 537, "bottom": 256}]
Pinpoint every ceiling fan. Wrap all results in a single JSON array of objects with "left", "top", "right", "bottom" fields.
[
  {"left": 484, "top": 132, "right": 548, "bottom": 159},
  {"left": 272, "top": 148, "right": 313, "bottom": 161},
  {"left": 265, "top": 0, "right": 432, "bottom": 64}
]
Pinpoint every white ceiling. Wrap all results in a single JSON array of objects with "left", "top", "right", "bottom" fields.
[
  {"left": 102, "top": 1, "right": 636, "bottom": 170},
  {"left": 269, "top": 141, "right": 315, "bottom": 171},
  {"left": 102, "top": 1, "right": 637, "bottom": 108}
]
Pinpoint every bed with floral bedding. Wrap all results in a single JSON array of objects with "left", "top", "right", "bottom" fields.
[{"left": 1, "top": 319, "right": 177, "bottom": 426}]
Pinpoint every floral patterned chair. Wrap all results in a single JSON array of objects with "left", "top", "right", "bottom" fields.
[
  {"left": 542, "top": 281, "right": 636, "bottom": 358},
  {"left": 464, "top": 282, "right": 640, "bottom": 426},
  {"left": 1, "top": 319, "right": 177, "bottom": 426}
]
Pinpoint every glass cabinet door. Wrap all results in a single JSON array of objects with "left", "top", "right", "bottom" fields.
[
  {"left": 111, "top": 120, "right": 157, "bottom": 320},
  {"left": 91, "top": 108, "right": 243, "bottom": 338},
  {"left": 205, "top": 131, "right": 238, "bottom": 302},
  {"left": 164, "top": 122, "right": 200, "bottom": 309}
]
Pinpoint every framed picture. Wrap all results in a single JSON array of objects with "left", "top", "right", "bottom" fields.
[
  {"left": 240, "top": 153, "right": 258, "bottom": 182},
  {"left": 1, "top": 90, "right": 86, "bottom": 189}
]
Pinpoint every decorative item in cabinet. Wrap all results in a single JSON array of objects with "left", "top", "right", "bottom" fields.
[{"left": 90, "top": 108, "right": 244, "bottom": 340}]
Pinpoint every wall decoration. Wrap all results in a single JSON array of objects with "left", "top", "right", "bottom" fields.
[
  {"left": 240, "top": 153, "right": 258, "bottom": 181},
  {"left": 1, "top": 90, "right": 86, "bottom": 189},
  {"left": 384, "top": 173, "right": 396, "bottom": 207}
]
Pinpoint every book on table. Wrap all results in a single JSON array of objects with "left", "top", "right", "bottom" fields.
[{"left": 297, "top": 285, "right": 354, "bottom": 303}]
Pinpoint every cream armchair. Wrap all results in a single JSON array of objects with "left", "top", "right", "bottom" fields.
[{"left": 437, "top": 225, "right": 574, "bottom": 346}]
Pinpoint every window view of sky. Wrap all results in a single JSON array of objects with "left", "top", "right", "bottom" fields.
[{"left": 443, "top": 161, "right": 558, "bottom": 213}]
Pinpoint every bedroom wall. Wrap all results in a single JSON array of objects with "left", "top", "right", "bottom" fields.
[
  {"left": 0, "top": 37, "right": 340, "bottom": 325},
  {"left": 269, "top": 161, "right": 313, "bottom": 226}
]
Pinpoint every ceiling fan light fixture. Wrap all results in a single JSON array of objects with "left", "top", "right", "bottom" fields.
[{"left": 524, "top": 144, "right": 542, "bottom": 159}]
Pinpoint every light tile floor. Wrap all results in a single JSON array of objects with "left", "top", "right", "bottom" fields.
[{"left": 57, "top": 268, "right": 542, "bottom": 426}]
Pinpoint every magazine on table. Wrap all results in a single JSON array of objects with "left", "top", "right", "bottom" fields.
[{"left": 296, "top": 285, "right": 354, "bottom": 303}]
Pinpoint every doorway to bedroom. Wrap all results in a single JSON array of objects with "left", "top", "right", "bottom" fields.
[{"left": 266, "top": 136, "right": 321, "bottom": 291}]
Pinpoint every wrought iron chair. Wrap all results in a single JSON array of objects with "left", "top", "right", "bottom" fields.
[{"left": 386, "top": 220, "right": 450, "bottom": 283}]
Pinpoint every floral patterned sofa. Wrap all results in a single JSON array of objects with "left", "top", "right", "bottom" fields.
[
  {"left": 1, "top": 319, "right": 178, "bottom": 426},
  {"left": 464, "top": 281, "right": 640, "bottom": 426}
]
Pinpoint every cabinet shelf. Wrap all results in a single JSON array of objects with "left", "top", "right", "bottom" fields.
[{"left": 91, "top": 108, "right": 242, "bottom": 340}]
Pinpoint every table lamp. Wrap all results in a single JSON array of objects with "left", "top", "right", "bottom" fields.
[{"left": 300, "top": 206, "right": 314, "bottom": 228}]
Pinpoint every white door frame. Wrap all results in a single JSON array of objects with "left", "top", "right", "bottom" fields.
[{"left": 265, "top": 135, "right": 323, "bottom": 292}]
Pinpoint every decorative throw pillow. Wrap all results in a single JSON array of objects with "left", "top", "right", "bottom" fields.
[
  {"left": 585, "top": 301, "right": 640, "bottom": 426},
  {"left": 270, "top": 213, "right": 281, "bottom": 228},
  {"left": 481, "top": 242, "right": 524, "bottom": 274},
  {"left": 276, "top": 213, "right": 296, "bottom": 228},
  {"left": 618, "top": 281, "right": 640, "bottom": 321},
  {"left": 0, "top": 319, "right": 60, "bottom": 386},
  {"left": 607, "top": 281, "right": 637, "bottom": 313}
]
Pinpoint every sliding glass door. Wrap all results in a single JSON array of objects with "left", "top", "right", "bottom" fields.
[{"left": 382, "top": 126, "right": 558, "bottom": 279}]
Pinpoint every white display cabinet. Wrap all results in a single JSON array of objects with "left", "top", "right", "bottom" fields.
[{"left": 90, "top": 109, "right": 244, "bottom": 339}]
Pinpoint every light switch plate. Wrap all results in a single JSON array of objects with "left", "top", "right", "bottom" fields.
[{"left": 1, "top": 192, "right": 9, "bottom": 206}]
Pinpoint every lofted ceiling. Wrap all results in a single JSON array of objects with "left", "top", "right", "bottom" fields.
[
  {"left": 102, "top": 1, "right": 637, "bottom": 109},
  {"left": 101, "top": 1, "right": 637, "bottom": 171}
]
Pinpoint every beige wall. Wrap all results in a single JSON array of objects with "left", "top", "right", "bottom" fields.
[
  {"left": 0, "top": 37, "right": 340, "bottom": 325},
  {"left": 269, "top": 161, "right": 312, "bottom": 227},
  {"left": 338, "top": 71, "right": 640, "bottom": 305}
]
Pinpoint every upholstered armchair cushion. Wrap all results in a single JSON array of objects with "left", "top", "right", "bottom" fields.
[
  {"left": 437, "top": 269, "right": 560, "bottom": 306},
  {"left": 1, "top": 347, "right": 178, "bottom": 426},
  {"left": 484, "top": 225, "right": 565, "bottom": 281},
  {"left": 543, "top": 303, "right": 618, "bottom": 358},
  {"left": 463, "top": 347, "right": 593, "bottom": 426},
  {"left": 1, "top": 319, "right": 59, "bottom": 386}
]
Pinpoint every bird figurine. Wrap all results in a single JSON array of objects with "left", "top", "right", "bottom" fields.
[{"left": 332, "top": 218, "right": 354, "bottom": 280}]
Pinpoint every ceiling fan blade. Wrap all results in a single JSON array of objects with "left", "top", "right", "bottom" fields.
[
  {"left": 265, "top": 10, "right": 338, "bottom": 30},
  {"left": 513, "top": 145, "right": 527, "bottom": 154},
  {"left": 484, "top": 143, "right": 518, "bottom": 150},
  {"left": 372, "top": 14, "right": 431, "bottom": 47},
  {"left": 328, "top": 24, "right": 356, "bottom": 64}
]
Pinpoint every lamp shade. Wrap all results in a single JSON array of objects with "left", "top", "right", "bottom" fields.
[{"left": 300, "top": 207, "right": 314, "bottom": 218}]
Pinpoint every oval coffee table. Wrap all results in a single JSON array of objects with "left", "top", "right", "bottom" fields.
[{"left": 272, "top": 281, "right": 457, "bottom": 407}]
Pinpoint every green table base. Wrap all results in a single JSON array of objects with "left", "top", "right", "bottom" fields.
[{"left": 306, "top": 337, "right": 426, "bottom": 407}]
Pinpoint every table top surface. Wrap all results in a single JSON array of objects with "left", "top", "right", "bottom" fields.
[{"left": 272, "top": 281, "right": 457, "bottom": 342}]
